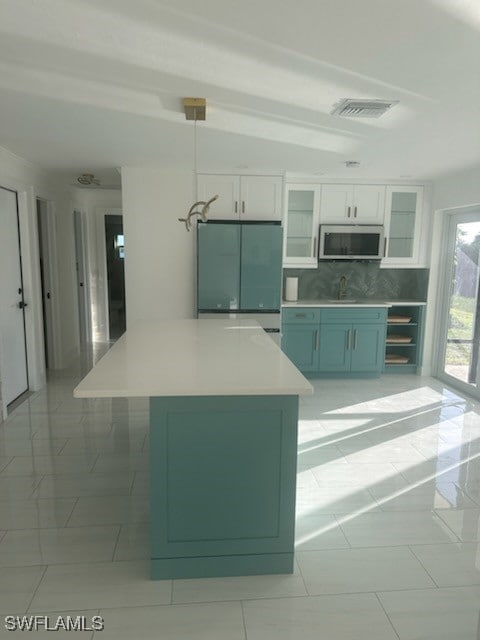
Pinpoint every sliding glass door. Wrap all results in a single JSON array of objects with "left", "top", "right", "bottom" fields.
[{"left": 438, "top": 211, "right": 480, "bottom": 396}]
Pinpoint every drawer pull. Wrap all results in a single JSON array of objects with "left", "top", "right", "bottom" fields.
[{"left": 295, "top": 313, "right": 307, "bottom": 318}]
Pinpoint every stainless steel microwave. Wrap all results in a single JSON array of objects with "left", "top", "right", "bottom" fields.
[{"left": 318, "top": 225, "right": 384, "bottom": 260}]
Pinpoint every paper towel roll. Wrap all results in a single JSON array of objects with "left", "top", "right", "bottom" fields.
[{"left": 285, "top": 277, "right": 298, "bottom": 302}]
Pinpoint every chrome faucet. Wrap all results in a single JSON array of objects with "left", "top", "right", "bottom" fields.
[{"left": 338, "top": 275, "right": 348, "bottom": 300}]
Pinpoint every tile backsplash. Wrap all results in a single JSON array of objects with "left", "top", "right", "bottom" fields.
[{"left": 284, "top": 263, "right": 429, "bottom": 301}]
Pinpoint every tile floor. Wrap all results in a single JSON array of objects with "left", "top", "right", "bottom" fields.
[{"left": 1, "top": 349, "right": 480, "bottom": 638}]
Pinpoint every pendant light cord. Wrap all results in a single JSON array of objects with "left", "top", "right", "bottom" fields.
[{"left": 193, "top": 110, "right": 198, "bottom": 200}]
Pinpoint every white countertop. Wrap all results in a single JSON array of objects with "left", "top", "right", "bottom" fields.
[
  {"left": 282, "top": 300, "right": 426, "bottom": 308},
  {"left": 74, "top": 319, "right": 313, "bottom": 399}
]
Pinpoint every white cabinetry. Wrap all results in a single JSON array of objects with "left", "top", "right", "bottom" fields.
[
  {"left": 382, "top": 186, "right": 424, "bottom": 267},
  {"left": 197, "top": 174, "right": 282, "bottom": 221},
  {"left": 196, "top": 174, "right": 239, "bottom": 220},
  {"left": 283, "top": 184, "right": 321, "bottom": 268},
  {"left": 320, "top": 184, "right": 385, "bottom": 224}
]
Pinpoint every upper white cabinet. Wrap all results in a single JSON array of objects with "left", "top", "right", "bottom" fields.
[
  {"left": 196, "top": 174, "right": 239, "bottom": 220},
  {"left": 283, "top": 184, "right": 321, "bottom": 268},
  {"left": 320, "top": 184, "right": 385, "bottom": 224},
  {"left": 197, "top": 174, "right": 282, "bottom": 221},
  {"left": 382, "top": 186, "right": 424, "bottom": 267}
]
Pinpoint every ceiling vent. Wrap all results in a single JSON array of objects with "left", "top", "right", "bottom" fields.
[{"left": 331, "top": 99, "right": 398, "bottom": 118}]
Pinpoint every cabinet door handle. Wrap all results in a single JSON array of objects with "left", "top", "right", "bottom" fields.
[
  {"left": 242, "top": 201, "right": 245, "bottom": 214},
  {"left": 346, "top": 329, "right": 351, "bottom": 350},
  {"left": 312, "top": 236, "right": 316, "bottom": 257},
  {"left": 347, "top": 206, "right": 351, "bottom": 218},
  {"left": 353, "top": 329, "right": 358, "bottom": 350},
  {"left": 384, "top": 237, "right": 388, "bottom": 257},
  {"left": 295, "top": 313, "right": 306, "bottom": 318},
  {"left": 315, "top": 329, "right": 319, "bottom": 350},
  {"left": 234, "top": 201, "right": 238, "bottom": 214},
  {"left": 354, "top": 206, "right": 357, "bottom": 218}
]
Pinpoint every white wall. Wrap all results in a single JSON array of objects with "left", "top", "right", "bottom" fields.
[
  {"left": 422, "top": 165, "right": 480, "bottom": 376},
  {"left": 121, "top": 167, "right": 196, "bottom": 325}
]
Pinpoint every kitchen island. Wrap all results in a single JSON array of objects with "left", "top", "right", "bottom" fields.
[{"left": 74, "top": 319, "right": 312, "bottom": 579}]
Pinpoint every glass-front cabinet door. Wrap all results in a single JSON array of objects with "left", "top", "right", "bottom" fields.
[
  {"left": 383, "top": 186, "right": 424, "bottom": 266},
  {"left": 283, "top": 184, "right": 320, "bottom": 268}
]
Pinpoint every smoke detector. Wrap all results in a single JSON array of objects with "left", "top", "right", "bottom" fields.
[
  {"left": 331, "top": 99, "right": 398, "bottom": 118},
  {"left": 77, "top": 173, "right": 100, "bottom": 186}
]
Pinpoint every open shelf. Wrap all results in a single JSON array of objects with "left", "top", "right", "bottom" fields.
[{"left": 384, "top": 305, "right": 425, "bottom": 373}]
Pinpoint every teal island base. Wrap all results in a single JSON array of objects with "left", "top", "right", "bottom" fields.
[{"left": 149, "top": 394, "right": 299, "bottom": 580}]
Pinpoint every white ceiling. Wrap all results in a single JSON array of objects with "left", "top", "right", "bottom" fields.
[{"left": 0, "top": 0, "right": 479, "bottom": 184}]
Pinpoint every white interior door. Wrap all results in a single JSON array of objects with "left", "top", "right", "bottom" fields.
[{"left": 0, "top": 186, "right": 29, "bottom": 405}]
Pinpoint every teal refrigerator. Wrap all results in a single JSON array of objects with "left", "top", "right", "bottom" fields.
[{"left": 197, "top": 222, "right": 283, "bottom": 339}]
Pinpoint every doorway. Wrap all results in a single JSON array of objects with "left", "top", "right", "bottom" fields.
[
  {"left": 37, "top": 199, "right": 56, "bottom": 369},
  {"left": 438, "top": 210, "right": 480, "bottom": 397},
  {"left": 104, "top": 215, "right": 126, "bottom": 340},
  {"left": 73, "top": 210, "right": 91, "bottom": 345},
  {"left": 0, "top": 186, "right": 29, "bottom": 406}
]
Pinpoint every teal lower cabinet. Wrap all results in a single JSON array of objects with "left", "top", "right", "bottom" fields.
[
  {"left": 149, "top": 394, "right": 299, "bottom": 579},
  {"left": 351, "top": 324, "right": 387, "bottom": 372},
  {"left": 281, "top": 324, "right": 319, "bottom": 372},
  {"left": 282, "top": 306, "right": 387, "bottom": 377},
  {"left": 281, "top": 307, "right": 321, "bottom": 372},
  {"left": 317, "top": 324, "right": 351, "bottom": 372},
  {"left": 319, "top": 309, "right": 387, "bottom": 376},
  {"left": 319, "top": 322, "right": 386, "bottom": 374}
]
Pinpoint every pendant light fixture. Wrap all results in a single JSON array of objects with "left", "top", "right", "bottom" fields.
[{"left": 178, "top": 98, "right": 219, "bottom": 231}]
